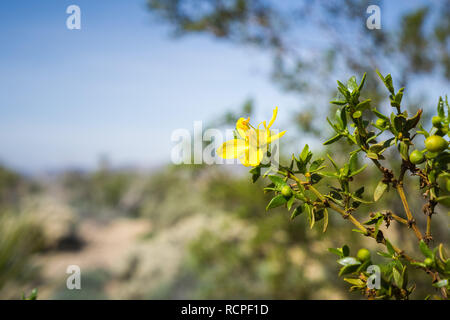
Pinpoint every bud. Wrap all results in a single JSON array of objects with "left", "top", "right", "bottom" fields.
[
  {"left": 409, "top": 149, "right": 425, "bottom": 164},
  {"left": 356, "top": 248, "right": 371, "bottom": 262},
  {"left": 425, "top": 135, "right": 448, "bottom": 153},
  {"left": 281, "top": 185, "right": 293, "bottom": 197}
]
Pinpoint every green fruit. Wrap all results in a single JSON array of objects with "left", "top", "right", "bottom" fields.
[
  {"left": 446, "top": 179, "right": 450, "bottom": 192},
  {"left": 356, "top": 248, "right": 371, "bottom": 262},
  {"left": 432, "top": 116, "right": 442, "bottom": 128},
  {"left": 281, "top": 185, "right": 293, "bottom": 197},
  {"left": 424, "top": 135, "right": 448, "bottom": 153},
  {"left": 375, "top": 118, "right": 386, "bottom": 128},
  {"left": 424, "top": 257, "right": 434, "bottom": 267},
  {"left": 409, "top": 149, "right": 425, "bottom": 164}
]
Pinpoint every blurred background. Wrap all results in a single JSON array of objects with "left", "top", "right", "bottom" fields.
[{"left": 0, "top": 0, "right": 448, "bottom": 299}]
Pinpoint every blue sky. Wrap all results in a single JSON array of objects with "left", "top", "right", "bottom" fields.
[{"left": 0, "top": 0, "right": 440, "bottom": 173}]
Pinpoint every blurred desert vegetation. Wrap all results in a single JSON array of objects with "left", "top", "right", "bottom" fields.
[{"left": 1, "top": 0, "right": 449, "bottom": 299}]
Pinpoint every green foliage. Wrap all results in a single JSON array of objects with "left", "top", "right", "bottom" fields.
[
  {"left": 0, "top": 211, "right": 46, "bottom": 294},
  {"left": 254, "top": 72, "right": 449, "bottom": 299},
  {"left": 22, "top": 288, "right": 38, "bottom": 300}
]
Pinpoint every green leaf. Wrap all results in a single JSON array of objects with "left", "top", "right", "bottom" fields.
[
  {"left": 367, "top": 152, "right": 379, "bottom": 159},
  {"left": 335, "top": 109, "right": 344, "bottom": 129},
  {"left": 374, "top": 217, "right": 384, "bottom": 238},
  {"left": 393, "top": 114, "right": 406, "bottom": 132},
  {"left": 385, "top": 239, "right": 396, "bottom": 255},
  {"left": 296, "top": 158, "right": 307, "bottom": 174},
  {"left": 392, "top": 268, "right": 403, "bottom": 288},
  {"left": 294, "top": 191, "right": 307, "bottom": 202},
  {"left": 349, "top": 193, "right": 372, "bottom": 204},
  {"left": 286, "top": 196, "right": 295, "bottom": 211},
  {"left": 394, "top": 88, "right": 404, "bottom": 106},
  {"left": 405, "top": 109, "right": 422, "bottom": 130},
  {"left": 435, "top": 195, "right": 450, "bottom": 207},
  {"left": 411, "top": 261, "right": 427, "bottom": 268},
  {"left": 319, "top": 171, "right": 339, "bottom": 178},
  {"left": 373, "top": 108, "right": 390, "bottom": 120},
  {"left": 268, "top": 175, "right": 288, "bottom": 189},
  {"left": 348, "top": 153, "right": 358, "bottom": 173},
  {"left": 300, "top": 144, "right": 310, "bottom": 162},
  {"left": 326, "top": 117, "right": 339, "bottom": 133},
  {"left": 310, "top": 158, "right": 325, "bottom": 171},
  {"left": 377, "top": 251, "right": 393, "bottom": 258},
  {"left": 355, "top": 99, "right": 371, "bottom": 111},
  {"left": 419, "top": 240, "right": 434, "bottom": 259},
  {"left": 250, "top": 166, "right": 261, "bottom": 183},
  {"left": 339, "top": 264, "right": 361, "bottom": 276},
  {"left": 306, "top": 204, "right": 315, "bottom": 229},
  {"left": 437, "top": 97, "right": 445, "bottom": 118},
  {"left": 337, "top": 257, "right": 361, "bottom": 266},
  {"left": 339, "top": 108, "right": 347, "bottom": 128},
  {"left": 368, "top": 143, "right": 386, "bottom": 154},
  {"left": 349, "top": 164, "right": 367, "bottom": 177},
  {"left": 344, "top": 278, "right": 364, "bottom": 286},
  {"left": 433, "top": 279, "right": 448, "bottom": 288},
  {"left": 374, "top": 180, "right": 388, "bottom": 201},
  {"left": 398, "top": 141, "right": 409, "bottom": 161},
  {"left": 331, "top": 100, "right": 347, "bottom": 106},
  {"left": 327, "top": 154, "right": 340, "bottom": 172},
  {"left": 324, "top": 133, "right": 343, "bottom": 146},
  {"left": 401, "top": 266, "right": 408, "bottom": 289},
  {"left": 384, "top": 74, "right": 395, "bottom": 95},
  {"left": 342, "top": 245, "right": 350, "bottom": 257},
  {"left": 323, "top": 208, "right": 329, "bottom": 233},
  {"left": 310, "top": 173, "right": 322, "bottom": 184},
  {"left": 337, "top": 80, "right": 350, "bottom": 99},
  {"left": 358, "top": 72, "right": 367, "bottom": 91},
  {"left": 439, "top": 243, "right": 448, "bottom": 262},
  {"left": 266, "top": 194, "right": 287, "bottom": 210},
  {"left": 22, "top": 288, "right": 38, "bottom": 300},
  {"left": 347, "top": 76, "right": 358, "bottom": 93},
  {"left": 375, "top": 69, "right": 384, "bottom": 81},
  {"left": 364, "top": 212, "right": 383, "bottom": 225},
  {"left": 291, "top": 205, "right": 304, "bottom": 220},
  {"left": 328, "top": 248, "right": 343, "bottom": 257}
]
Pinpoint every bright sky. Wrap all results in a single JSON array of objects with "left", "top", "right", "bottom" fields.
[{"left": 0, "top": 0, "right": 440, "bottom": 173}]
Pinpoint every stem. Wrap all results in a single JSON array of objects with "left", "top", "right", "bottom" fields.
[
  {"left": 426, "top": 213, "right": 432, "bottom": 239},
  {"left": 389, "top": 242, "right": 416, "bottom": 263},
  {"left": 424, "top": 185, "right": 437, "bottom": 242},
  {"left": 351, "top": 96, "right": 425, "bottom": 243},
  {"left": 388, "top": 211, "right": 408, "bottom": 225},
  {"left": 281, "top": 170, "right": 422, "bottom": 262},
  {"left": 370, "top": 158, "right": 423, "bottom": 241},
  {"left": 284, "top": 171, "right": 367, "bottom": 233},
  {"left": 396, "top": 182, "right": 423, "bottom": 241}
]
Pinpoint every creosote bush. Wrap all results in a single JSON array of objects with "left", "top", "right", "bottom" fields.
[{"left": 217, "top": 71, "right": 449, "bottom": 300}]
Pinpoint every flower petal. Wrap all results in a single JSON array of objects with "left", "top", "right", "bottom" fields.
[
  {"left": 239, "top": 146, "right": 264, "bottom": 167},
  {"left": 267, "top": 130, "right": 286, "bottom": 144},
  {"left": 217, "top": 139, "right": 247, "bottom": 159},
  {"left": 267, "top": 107, "right": 278, "bottom": 128}
]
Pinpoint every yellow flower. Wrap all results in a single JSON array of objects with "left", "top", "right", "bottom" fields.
[{"left": 217, "top": 107, "right": 286, "bottom": 166}]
